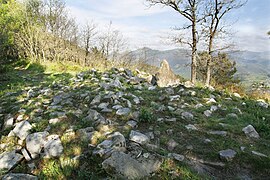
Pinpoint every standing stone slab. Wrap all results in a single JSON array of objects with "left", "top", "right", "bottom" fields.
[
  {"left": 2, "top": 173, "right": 38, "bottom": 180},
  {"left": 242, "top": 125, "right": 260, "bottom": 139},
  {"left": 44, "top": 135, "right": 63, "bottom": 158},
  {"left": 129, "top": 130, "right": 150, "bottom": 145},
  {"left": 0, "top": 151, "right": 23, "bottom": 171},
  {"left": 26, "top": 132, "right": 49, "bottom": 159},
  {"left": 12, "top": 121, "right": 32, "bottom": 140},
  {"left": 154, "top": 60, "right": 180, "bottom": 87}
]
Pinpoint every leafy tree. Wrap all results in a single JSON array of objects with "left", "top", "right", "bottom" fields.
[
  {"left": 0, "top": 0, "right": 23, "bottom": 61},
  {"left": 197, "top": 52, "right": 238, "bottom": 86}
]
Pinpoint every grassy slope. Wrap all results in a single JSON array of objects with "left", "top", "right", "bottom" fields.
[{"left": 0, "top": 60, "right": 269, "bottom": 179}]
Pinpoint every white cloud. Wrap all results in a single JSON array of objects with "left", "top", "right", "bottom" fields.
[
  {"left": 67, "top": 0, "right": 169, "bottom": 20},
  {"left": 67, "top": 1, "right": 178, "bottom": 50},
  {"left": 66, "top": 0, "right": 270, "bottom": 52},
  {"left": 235, "top": 24, "right": 270, "bottom": 52}
]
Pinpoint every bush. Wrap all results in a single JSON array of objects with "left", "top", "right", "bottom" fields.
[{"left": 138, "top": 107, "right": 155, "bottom": 123}]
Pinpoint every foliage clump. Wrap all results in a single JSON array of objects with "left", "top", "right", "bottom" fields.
[
  {"left": 197, "top": 52, "right": 239, "bottom": 86},
  {"left": 138, "top": 107, "right": 155, "bottom": 123}
]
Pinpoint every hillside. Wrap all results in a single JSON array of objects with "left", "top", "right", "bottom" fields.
[
  {"left": 131, "top": 48, "right": 270, "bottom": 86},
  {"left": 0, "top": 62, "right": 270, "bottom": 179}
]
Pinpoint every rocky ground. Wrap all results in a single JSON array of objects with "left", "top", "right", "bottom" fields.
[{"left": 0, "top": 62, "right": 270, "bottom": 179}]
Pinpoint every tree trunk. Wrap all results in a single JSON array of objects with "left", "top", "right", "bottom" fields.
[
  {"left": 191, "top": 15, "right": 197, "bottom": 84},
  {"left": 191, "top": 49, "right": 197, "bottom": 84},
  {"left": 205, "top": 35, "right": 213, "bottom": 86},
  {"left": 205, "top": 56, "right": 211, "bottom": 86}
]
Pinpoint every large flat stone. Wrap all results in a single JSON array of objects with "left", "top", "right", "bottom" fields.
[
  {"left": 242, "top": 125, "right": 260, "bottom": 139},
  {"left": 4, "top": 116, "right": 14, "bottom": 130},
  {"left": 26, "top": 132, "right": 49, "bottom": 159},
  {"left": 13, "top": 121, "right": 32, "bottom": 140},
  {"left": 0, "top": 151, "right": 23, "bottom": 171},
  {"left": 116, "top": 108, "right": 131, "bottom": 116},
  {"left": 129, "top": 130, "right": 150, "bottom": 145},
  {"left": 219, "top": 149, "right": 236, "bottom": 161},
  {"left": 2, "top": 173, "right": 38, "bottom": 180},
  {"left": 44, "top": 135, "right": 63, "bottom": 158},
  {"left": 102, "top": 152, "right": 149, "bottom": 179}
]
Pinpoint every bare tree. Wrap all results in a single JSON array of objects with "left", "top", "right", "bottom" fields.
[
  {"left": 98, "top": 22, "right": 126, "bottom": 61},
  {"left": 202, "top": 0, "right": 247, "bottom": 86},
  {"left": 146, "top": 0, "right": 203, "bottom": 84},
  {"left": 81, "top": 20, "right": 97, "bottom": 65}
]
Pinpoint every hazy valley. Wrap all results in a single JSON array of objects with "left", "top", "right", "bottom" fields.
[{"left": 131, "top": 48, "right": 270, "bottom": 87}]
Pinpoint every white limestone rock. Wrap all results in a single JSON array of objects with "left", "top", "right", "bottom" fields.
[
  {"left": 219, "top": 149, "right": 237, "bottom": 161},
  {"left": 13, "top": 121, "right": 32, "bottom": 140},
  {"left": 44, "top": 135, "right": 63, "bottom": 158},
  {"left": 26, "top": 132, "right": 49, "bottom": 159},
  {"left": 181, "top": 112, "right": 194, "bottom": 120},
  {"left": 0, "top": 151, "right": 23, "bottom": 171},
  {"left": 204, "top": 110, "right": 212, "bottom": 117},
  {"left": 21, "top": 148, "right": 32, "bottom": 161},
  {"left": 185, "top": 124, "right": 198, "bottom": 131},
  {"left": 129, "top": 130, "right": 150, "bottom": 145},
  {"left": 4, "top": 116, "right": 14, "bottom": 130},
  {"left": 168, "top": 153, "right": 185, "bottom": 162},
  {"left": 242, "top": 125, "right": 260, "bottom": 139},
  {"left": 116, "top": 108, "right": 131, "bottom": 116},
  {"left": 2, "top": 173, "right": 38, "bottom": 180}
]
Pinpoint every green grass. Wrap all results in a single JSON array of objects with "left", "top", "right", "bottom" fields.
[
  {"left": 0, "top": 59, "right": 270, "bottom": 179},
  {"left": 138, "top": 107, "right": 155, "bottom": 123}
]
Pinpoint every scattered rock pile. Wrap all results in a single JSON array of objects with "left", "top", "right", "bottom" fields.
[{"left": 0, "top": 65, "right": 269, "bottom": 179}]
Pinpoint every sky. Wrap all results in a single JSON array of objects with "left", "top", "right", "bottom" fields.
[{"left": 66, "top": 0, "right": 270, "bottom": 52}]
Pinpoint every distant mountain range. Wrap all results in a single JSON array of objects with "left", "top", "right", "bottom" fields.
[{"left": 130, "top": 47, "right": 270, "bottom": 86}]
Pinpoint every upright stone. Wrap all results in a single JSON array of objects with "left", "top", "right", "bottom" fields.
[{"left": 153, "top": 60, "right": 180, "bottom": 87}]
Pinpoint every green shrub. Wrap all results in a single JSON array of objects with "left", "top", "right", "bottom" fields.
[{"left": 138, "top": 107, "right": 155, "bottom": 123}]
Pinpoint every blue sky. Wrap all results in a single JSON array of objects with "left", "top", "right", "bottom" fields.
[{"left": 66, "top": 0, "right": 270, "bottom": 52}]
